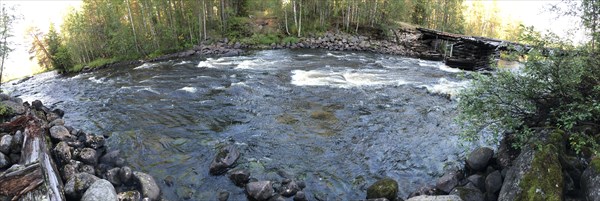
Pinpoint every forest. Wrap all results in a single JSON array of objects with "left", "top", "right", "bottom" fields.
[{"left": 27, "top": 0, "right": 523, "bottom": 73}]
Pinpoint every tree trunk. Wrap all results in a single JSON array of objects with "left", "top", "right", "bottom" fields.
[
  {"left": 298, "top": 0, "right": 302, "bottom": 37},
  {"left": 203, "top": 0, "right": 207, "bottom": 41},
  {"left": 125, "top": 0, "right": 141, "bottom": 54},
  {"left": 220, "top": 0, "right": 227, "bottom": 34}
]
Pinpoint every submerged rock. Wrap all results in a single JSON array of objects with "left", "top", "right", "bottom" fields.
[
  {"left": 209, "top": 145, "right": 240, "bottom": 175},
  {"left": 81, "top": 179, "right": 118, "bottom": 201},
  {"left": 229, "top": 169, "right": 250, "bottom": 187},
  {"left": 366, "top": 178, "right": 398, "bottom": 200},
  {"left": 466, "top": 147, "right": 494, "bottom": 171}
]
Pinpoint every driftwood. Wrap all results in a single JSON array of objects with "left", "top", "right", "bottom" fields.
[{"left": 0, "top": 114, "right": 65, "bottom": 201}]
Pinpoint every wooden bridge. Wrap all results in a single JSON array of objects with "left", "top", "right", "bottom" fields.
[{"left": 416, "top": 27, "right": 527, "bottom": 70}]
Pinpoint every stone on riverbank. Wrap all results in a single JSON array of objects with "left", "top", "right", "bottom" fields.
[
  {"left": 0, "top": 135, "right": 12, "bottom": 154},
  {"left": 50, "top": 125, "right": 74, "bottom": 141},
  {"left": 229, "top": 169, "right": 250, "bottom": 187},
  {"left": 449, "top": 187, "right": 483, "bottom": 201},
  {"left": 133, "top": 171, "right": 161, "bottom": 201},
  {"left": 466, "top": 147, "right": 494, "bottom": 171},
  {"left": 65, "top": 172, "right": 100, "bottom": 200},
  {"left": 81, "top": 179, "right": 118, "bottom": 201},
  {"left": 366, "top": 178, "right": 398, "bottom": 200},
  {"left": 581, "top": 157, "right": 600, "bottom": 201},
  {"left": 435, "top": 171, "right": 461, "bottom": 193},
  {"left": 498, "top": 145, "right": 563, "bottom": 201}
]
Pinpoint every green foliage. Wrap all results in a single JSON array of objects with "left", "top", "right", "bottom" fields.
[
  {"left": 0, "top": 103, "right": 13, "bottom": 117},
  {"left": 457, "top": 26, "right": 600, "bottom": 153},
  {"left": 240, "top": 34, "right": 280, "bottom": 46},
  {"left": 225, "top": 17, "right": 252, "bottom": 39},
  {"left": 87, "top": 58, "right": 119, "bottom": 69},
  {"left": 281, "top": 36, "right": 299, "bottom": 44}
]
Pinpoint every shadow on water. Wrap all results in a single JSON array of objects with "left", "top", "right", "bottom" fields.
[{"left": 6, "top": 49, "right": 486, "bottom": 200}]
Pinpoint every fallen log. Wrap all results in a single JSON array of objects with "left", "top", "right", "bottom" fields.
[{"left": 0, "top": 114, "right": 65, "bottom": 201}]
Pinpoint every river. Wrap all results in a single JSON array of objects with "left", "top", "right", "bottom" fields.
[{"left": 6, "top": 49, "right": 478, "bottom": 200}]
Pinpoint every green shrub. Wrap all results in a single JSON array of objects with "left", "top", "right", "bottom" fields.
[
  {"left": 225, "top": 17, "right": 252, "bottom": 39},
  {"left": 457, "top": 27, "right": 600, "bottom": 154},
  {"left": 281, "top": 36, "right": 299, "bottom": 44},
  {"left": 0, "top": 103, "right": 13, "bottom": 117},
  {"left": 241, "top": 34, "right": 280, "bottom": 46}
]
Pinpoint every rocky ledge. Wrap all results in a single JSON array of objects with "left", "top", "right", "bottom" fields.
[
  {"left": 363, "top": 129, "right": 597, "bottom": 201},
  {"left": 0, "top": 95, "right": 161, "bottom": 201}
]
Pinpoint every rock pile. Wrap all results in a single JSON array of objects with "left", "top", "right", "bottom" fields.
[
  {"left": 0, "top": 96, "right": 161, "bottom": 201},
  {"left": 207, "top": 145, "right": 308, "bottom": 201}
]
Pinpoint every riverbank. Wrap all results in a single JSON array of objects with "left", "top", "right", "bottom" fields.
[
  {"left": 0, "top": 96, "right": 160, "bottom": 200},
  {"left": 67, "top": 27, "right": 442, "bottom": 75}
]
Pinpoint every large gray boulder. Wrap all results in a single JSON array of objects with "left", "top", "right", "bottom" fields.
[
  {"left": 50, "top": 125, "right": 74, "bottom": 141},
  {"left": 449, "top": 187, "right": 483, "bottom": 201},
  {"left": 0, "top": 135, "right": 12, "bottom": 154},
  {"left": 498, "top": 145, "right": 563, "bottom": 201},
  {"left": 81, "top": 179, "right": 118, "bottom": 201},
  {"left": 581, "top": 158, "right": 600, "bottom": 201},
  {"left": 133, "top": 171, "right": 160, "bottom": 201},
  {"left": 65, "top": 172, "right": 100, "bottom": 200},
  {"left": 466, "top": 147, "right": 494, "bottom": 171}
]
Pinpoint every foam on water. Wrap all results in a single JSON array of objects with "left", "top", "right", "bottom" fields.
[
  {"left": 419, "top": 78, "right": 470, "bottom": 98},
  {"left": 178, "top": 87, "right": 197, "bottom": 93},
  {"left": 291, "top": 69, "right": 411, "bottom": 88},
  {"left": 197, "top": 61, "right": 215, "bottom": 68}
]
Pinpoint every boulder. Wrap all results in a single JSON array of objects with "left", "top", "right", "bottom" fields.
[
  {"left": 405, "top": 195, "right": 462, "bottom": 201},
  {"left": 0, "top": 152, "right": 9, "bottom": 168},
  {"left": 218, "top": 190, "right": 230, "bottom": 201},
  {"left": 366, "top": 178, "right": 398, "bottom": 200},
  {"left": 408, "top": 185, "right": 441, "bottom": 198},
  {"left": 498, "top": 145, "right": 563, "bottom": 201},
  {"left": 81, "top": 179, "right": 118, "bottom": 201},
  {"left": 50, "top": 125, "right": 74, "bottom": 141},
  {"left": 120, "top": 166, "right": 133, "bottom": 183},
  {"left": 10, "top": 130, "right": 23, "bottom": 153},
  {"left": 0, "top": 134, "right": 12, "bottom": 154},
  {"left": 449, "top": 187, "right": 484, "bottom": 201},
  {"left": 466, "top": 147, "right": 494, "bottom": 171},
  {"left": 2, "top": 100, "right": 25, "bottom": 114},
  {"left": 65, "top": 172, "right": 100, "bottom": 200},
  {"left": 78, "top": 148, "right": 98, "bottom": 165},
  {"left": 280, "top": 180, "right": 301, "bottom": 197},
  {"left": 85, "top": 134, "right": 105, "bottom": 149},
  {"left": 133, "top": 171, "right": 160, "bottom": 201},
  {"left": 229, "top": 169, "right": 250, "bottom": 187},
  {"left": 53, "top": 141, "right": 72, "bottom": 165},
  {"left": 49, "top": 118, "right": 65, "bottom": 127},
  {"left": 293, "top": 191, "right": 307, "bottom": 201},
  {"left": 105, "top": 167, "right": 121, "bottom": 185},
  {"left": 436, "top": 171, "right": 462, "bottom": 193},
  {"left": 466, "top": 174, "right": 485, "bottom": 192},
  {"left": 209, "top": 145, "right": 240, "bottom": 175},
  {"left": 31, "top": 100, "right": 43, "bottom": 110},
  {"left": 99, "top": 150, "right": 121, "bottom": 166},
  {"left": 246, "top": 181, "right": 275, "bottom": 201},
  {"left": 581, "top": 157, "right": 600, "bottom": 201},
  {"left": 485, "top": 170, "right": 502, "bottom": 194}
]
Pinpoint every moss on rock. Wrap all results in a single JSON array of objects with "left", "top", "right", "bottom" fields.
[
  {"left": 517, "top": 144, "right": 563, "bottom": 201},
  {"left": 366, "top": 178, "right": 398, "bottom": 200},
  {"left": 590, "top": 157, "right": 600, "bottom": 172}
]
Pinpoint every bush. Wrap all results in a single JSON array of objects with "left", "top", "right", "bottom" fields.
[
  {"left": 225, "top": 17, "right": 252, "bottom": 39},
  {"left": 281, "top": 36, "right": 299, "bottom": 44},
  {"left": 240, "top": 34, "right": 280, "bottom": 46},
  {"left": 457, "top": 27, "right": 600, "bottom": 154}
]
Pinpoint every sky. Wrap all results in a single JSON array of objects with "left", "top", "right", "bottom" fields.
[{"left": 0, "top": 0, "right": 589, "bottom": 81}]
